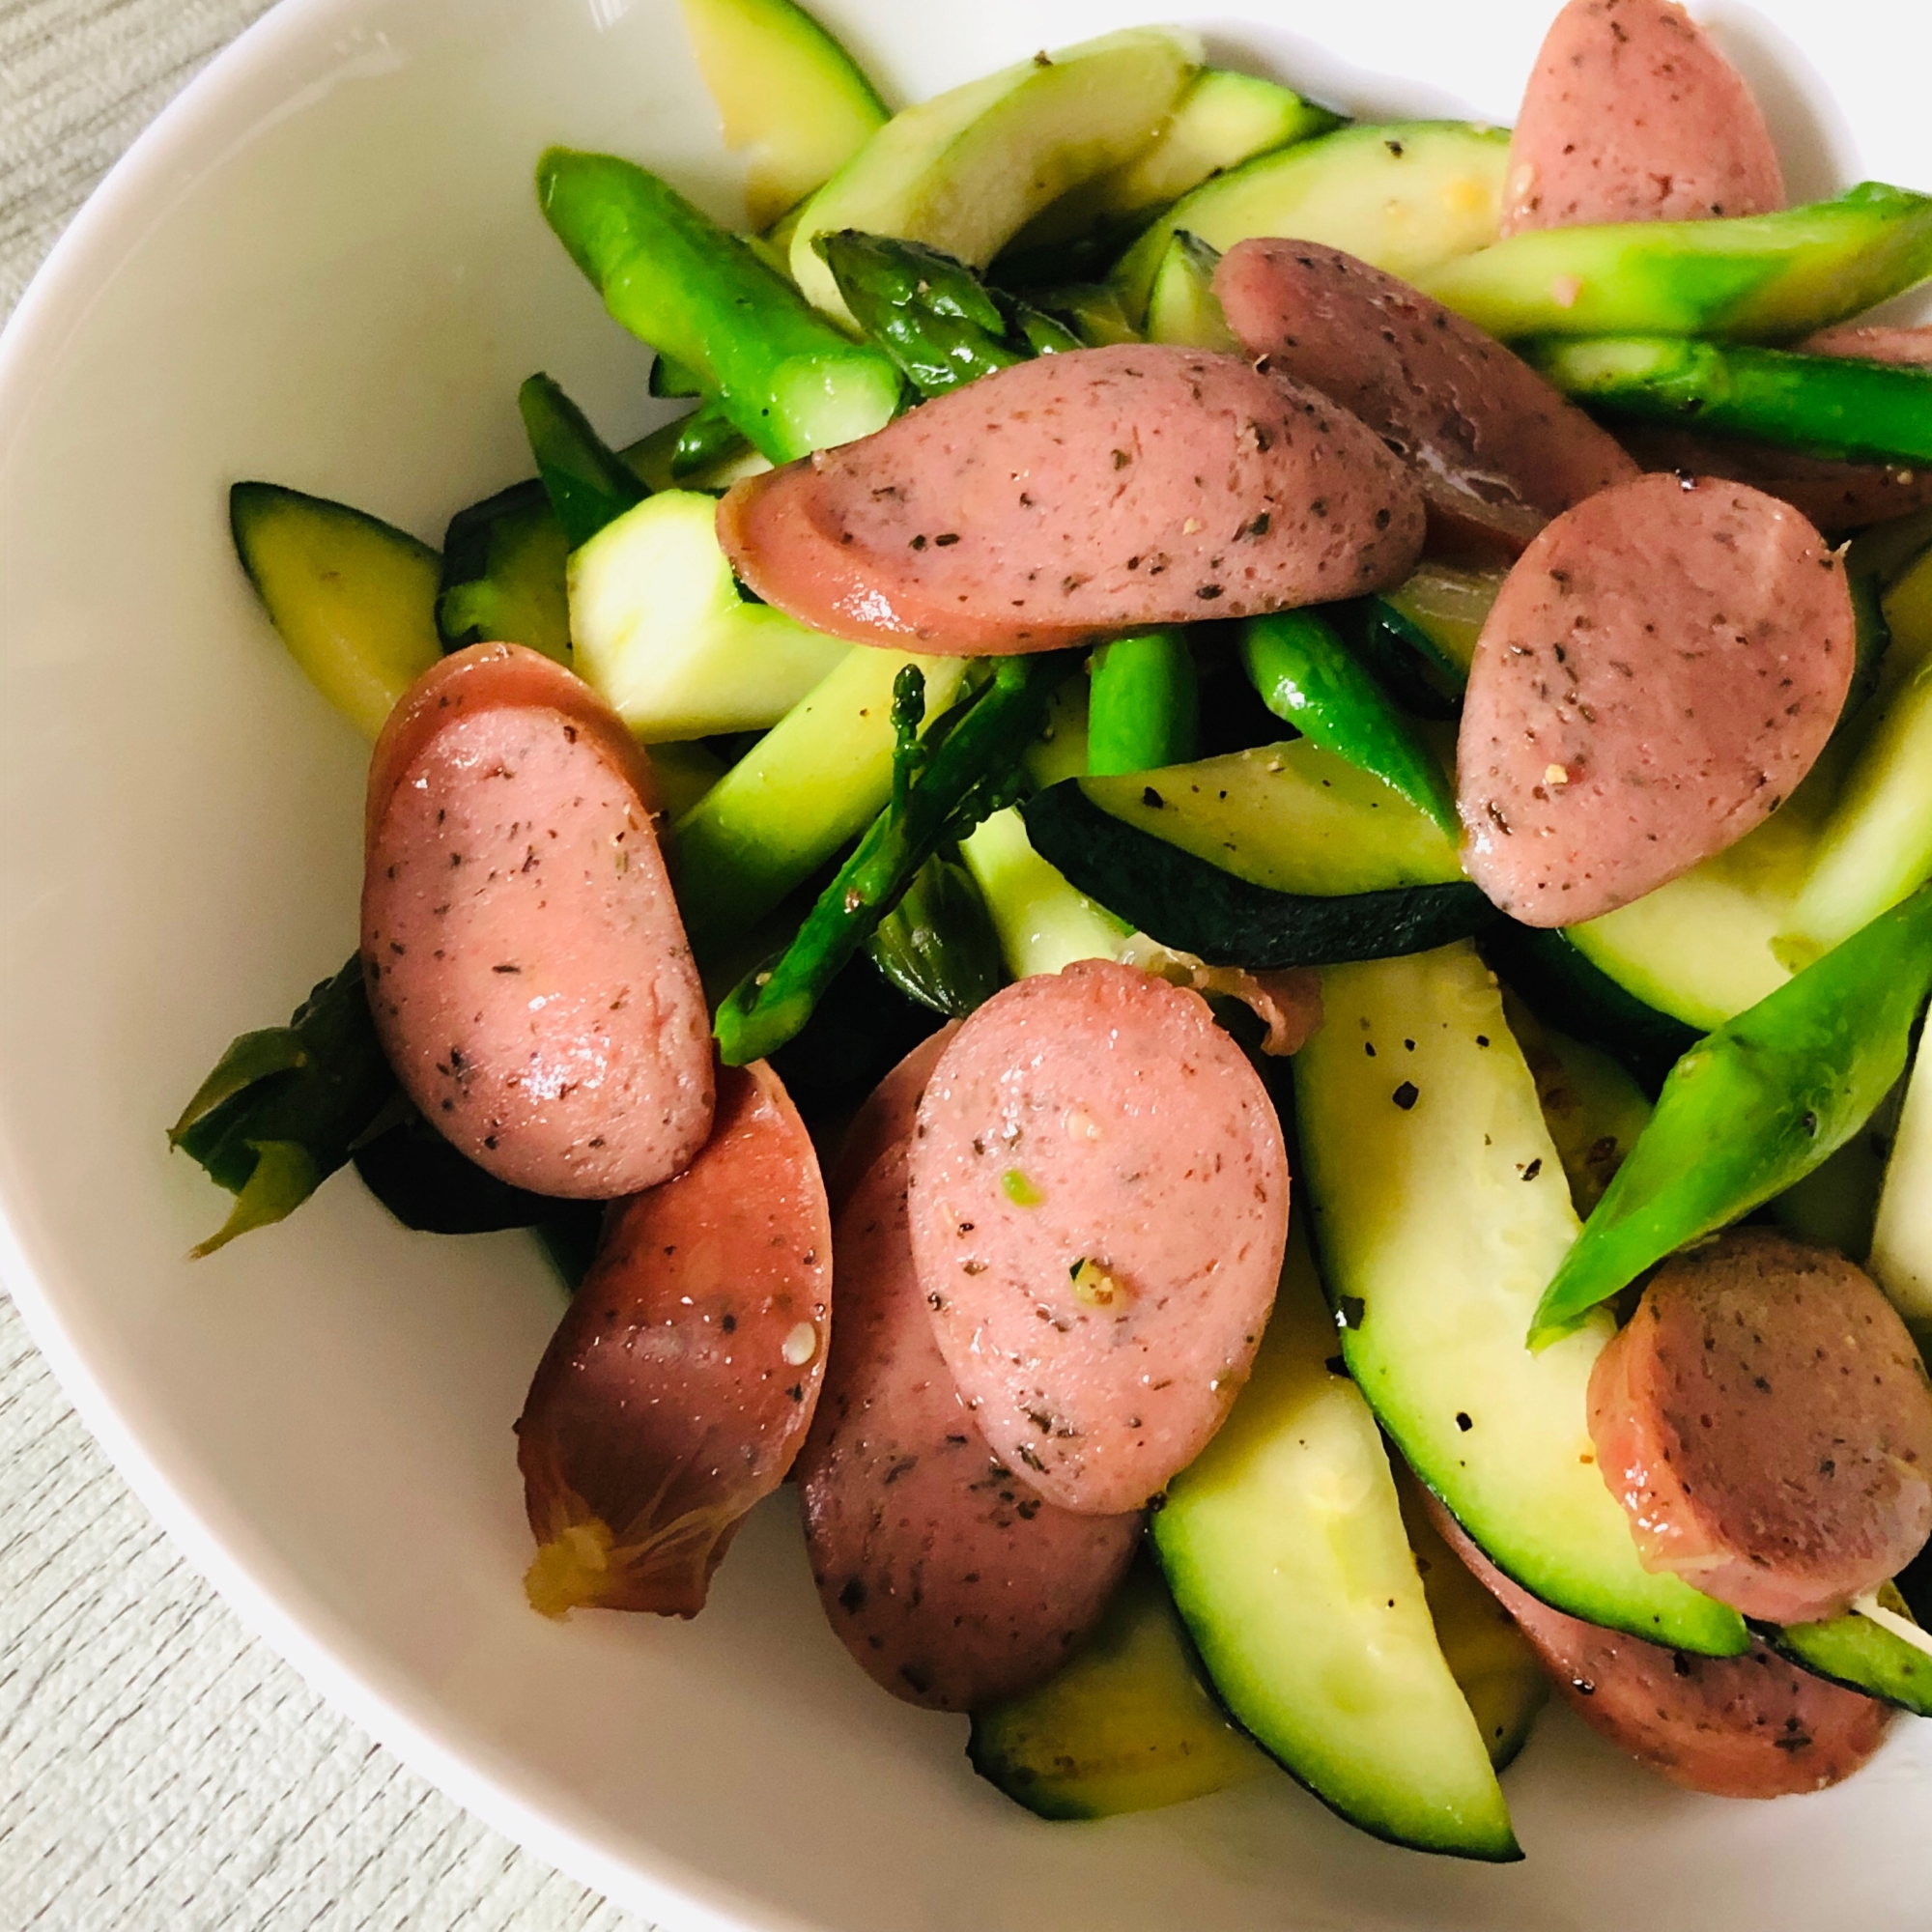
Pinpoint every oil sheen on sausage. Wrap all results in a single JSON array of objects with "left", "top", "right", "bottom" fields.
[
  {"left": 906, "top": 960, "right": 1289, "bottom": 1516},
  {"left": 1213, "top": 239, "right": 1637, "bottom": 556},
  {"left": 799, "top": 1138, "right": 1141, "bottom": 1710},
  {"left": 1587, "top": 1228, "right": 1932, "bottom": 1626},
  {"left": 1457, "top": 474, "right": 1855, "bottom": 926},
  {"left": 717, "top": 344, "right": 1425, "bottom": 656},
  {"left": 363, "top": 642, "right": 713, "bottom": 1197},
  {"left": 1500, "top": 0, "right": 1784, "bottom": 236},
  {"left": 1433, "top": 1500, "right": 1891, "bottom": 1798},
  {"left": 518, "top": 1061, "right": 832, "bottom": 1619}
]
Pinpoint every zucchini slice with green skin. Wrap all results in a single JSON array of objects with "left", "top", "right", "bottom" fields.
[
  {"left": 568, "top": 490, "right": 847, "bottom": 740},
  {"left": 967, "top": 1560, "right": 1267, "bottom": 1821},
  {"left": 1144, "top": 230, "right": 1240, "bottom": 351},
  {"left": 1526, "top": 335, "right": 1932, "bottom": 469},
  {"left": 1761, "top": 1586, "right": 1932, "bottom": 1719},
  {"left": 671, "top": 647, "right": 971, "bottom": 957},
  {"left": 1113, "top": 121, "right": 1509, "bottom": 325},
  {"left": 1154, "top": 1223, "right": 1520, "bottom": 1861},
  {"left": 231, "top": 482, "right": 443, "bottom": 737},
  {"left": 436, "top": 479, "right": 574, "bottom": 662},
  {"left": 1481, "top": 923, "right": 1702, "bottom": 1097},
  {"left": 791, "top": 28, "right": 1201, "bottom": 326},
  {"left": 959, "top": 807, "right": 1130, "bottom": 980},
  {"left": 1398, "top": 1473, "right": 1548, "bottom": 1773},
  {"left": 1023, "top": 743, "right": 1492, "bottom": 970},
  {"left": 1872, "top": 1039, "right": 1932, "bottom": 1329},
  {"left": 1419, "top": 182, "right": 1932, "bottom": 343},
  {"left": 677, "top": 0, "right": 889, "bottom": 230},
  {"left": 1295, "top": 942, "right": 1748, "bottom": 1657}
]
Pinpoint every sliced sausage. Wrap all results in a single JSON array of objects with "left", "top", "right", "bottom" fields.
[
  {"left": 1797, "top": 325, "right": 1932, "bottom": 367},
  {"left": 717, "top": 345, "right": 1425, "bottom": 656},
  {"left": 363, "top": 642, "right": 712, "bottom": 1197},
  {"left": 823, "top": 1023, "right": 957, "bottom": 1215},
  {"left": 799, "top": 1139, "right": 1141, "bottom": 1709},
  {"left": 906, "top": 960, "right": 1289, "bottom": 1516},
  {"left": 1213, "top": 239, "right": 1638, "bottom": 559},
  {"left": 1433, "top": 1498, "right": 1891, "bottom": 1798},
  {"left": 517, "top": 1061, "right": 831, "bottom": 1618},
  {"left": 1587, "top": 1228, "right": 1932, "bottom": 1626},
  {"left": 1457, "top": 473, "right": 1855, "bottom": 926},
  {"left": 1614, "top": 423, "right": 1932, "bottom": 535},
  {"left": 1501, "top": 0, "right": 1783, "bottom": 237}
]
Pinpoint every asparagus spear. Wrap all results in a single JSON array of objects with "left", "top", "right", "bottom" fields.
[
  {"left": 1526, "top": 335, "right": 1932, "bottom": 468},
  {"left": 1088, "top": 631, "right": 1200, "bottom": 775},
  {"left": 518, "top": 374, "right": 648, "bottom": 551},
  {"left": 1238, "top": 611, "right": 1457, "bottom": 837},
  {"left": 817, "top": 231, "right": 1075, "bottom": 398},
  {"left": 1529, "top": 881, "right": 1932, "bottom": 1348},
  {"left": 537, "top": 148, "right": 903, "bottom": 462},
  {"left": 1419, "top": 182, "right": 1932, "bottom": 343},
  {"left": 714, "top": 657, "right": 1065, "bottom": 1063}
]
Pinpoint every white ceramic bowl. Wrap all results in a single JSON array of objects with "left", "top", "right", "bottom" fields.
[{"left": 2, "top": 1, "right": 1929, "bottom": 1925}]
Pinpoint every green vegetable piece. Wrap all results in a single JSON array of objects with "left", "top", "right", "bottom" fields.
[
  {"left": 1088, "top": 630, "right": 1200, "bottom": 776},
  {"left": 1420, "top": 183, "right": 1932, "bottom": 343},
  {"left": 648, "top": 353, "right": 704, "bottom": 399},
  {"left": 678, "top": 0, "right": 889, "bottom": 229},
  {"left": 353, "top": 1106, "right": 584, "bottom": 1236},
  {"left": 568, "top": 490, "right": 847, "bottom": 741},
  {"left": 668, "top": 398, "right": 753, "bottom": 480},
  {"left": 230, "top": 482, "right": 443, "bottom": 738},
  {"left": 865, "top": 851, "right": 1004, "bottom": 1016},
  {"left": 1144, "top": 230, "right": 1239, "bottom": 351},
  {"left": 518, "top": 373, "right": 647, "bottom": 552},
  {"left": 1114, "top": 121, "right": 1509, "bottom": 324},
  {"left": 671, "top": 646, "right": 972, "bottom": 957},
  {"left": 1764, "top": 1582, "right": 1932, "bottom": 1718},
  {"left": 537, "top": 149, "right": 902, "bottom": 463},
  {"left": 1238, "top": 610, "right": 1457, "bottom": 836},
  {"left": 1526, "top": 335, "right": 1932, "bottom": 468},
  {"left": 1024, "top": 282, "right": 1142, "bottom": 347},
  {"left": 169, "top": 956, "right": 396, "bottom": 1257},
  {"left": 436, "top": 479, "right": 574, "bottom": 661},
  {"left": 967, "top": 1558, "right": 1267, "bottom": 1820},
  {"left": 1530, "top": 882, "right": 1932, "bottom": 1348},
  {"left": 818, "top": 231, "right": 1033, "bottom": 397},
  {"left": 790, "top": 27, "right": 1202, "bottom": 325},
  {"left": 959, "top": 807, "right": 1130, "bottom": 980},
  {"left": 715, "top": 657, "right": 1062, "bottom": 1064},
  {"left": 1789, "top": 543, "right": 1932, "bottom": 953},
  {"left": 1154, "top": 1222, "right": 1520, "bottom": 1858}
]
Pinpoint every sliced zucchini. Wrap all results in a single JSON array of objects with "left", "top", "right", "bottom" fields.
[
  {"left": 1023, "top": 742, "right": 1491, "bottom": 970},
  {"left": 1507, "top": 997, "right": 1655, "bottom": 1218},
  {"left": 1144, "top": 230, "right": 1240, "bottom": 351},
  {"left": 1154, "top": 1223, "right": 1520, "bottom": 1860},
  {"left": 1007, "top": 68, "right": 1340, "bottom": 267},
  {"left": 967, "top": 1560, "right": 1267, "bottom": 1821},
  {"left": 436, "top": 479, "right": 573, "bottom": 662},
  {"left": 791, "top": 28, "right": 1201, "bottom": 325},
  {"left": 1419, "top": 182, "right": 1932, "bottom": 343},
  {"left": 958, "top": 807, "right": 1129, "bottom": 980},
  {"left": 568, "top": 491, "right": 847, "bottom": 740},
  {"left": 1481, "top": 923, "right": 1702, "bottom": 1096},
  {"left": 1295, "top": 942, "right": 1747, "bottom": 1656},
  {"left": 1764, "top": 1584, "right": 1932, "bottom": 1718},
  {"left": 1872, "top": 1038, "right": 1932, "bottom": 1328},
  {"left": 1113, "top": 121, "right": 1510, "bottom": 325},
  {"left": 1374, "top": 560, "right": 1504, "bottom": 689},
  {"left": 671, "top": 647, "right": 971, "bottom": 955},
  {"left": 230, "top": 482, "right": 443, "bottom": 738},
  {"left": 678, "top": 0, "right": 889, "bottom": 229},
  {"left": 1396, "top": 1473, "right": 1548, "bottom": 1772}
]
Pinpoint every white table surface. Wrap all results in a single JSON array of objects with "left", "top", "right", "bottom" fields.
[{"left": 0, "top": 3, "right": 654, "bottom": 1924}]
